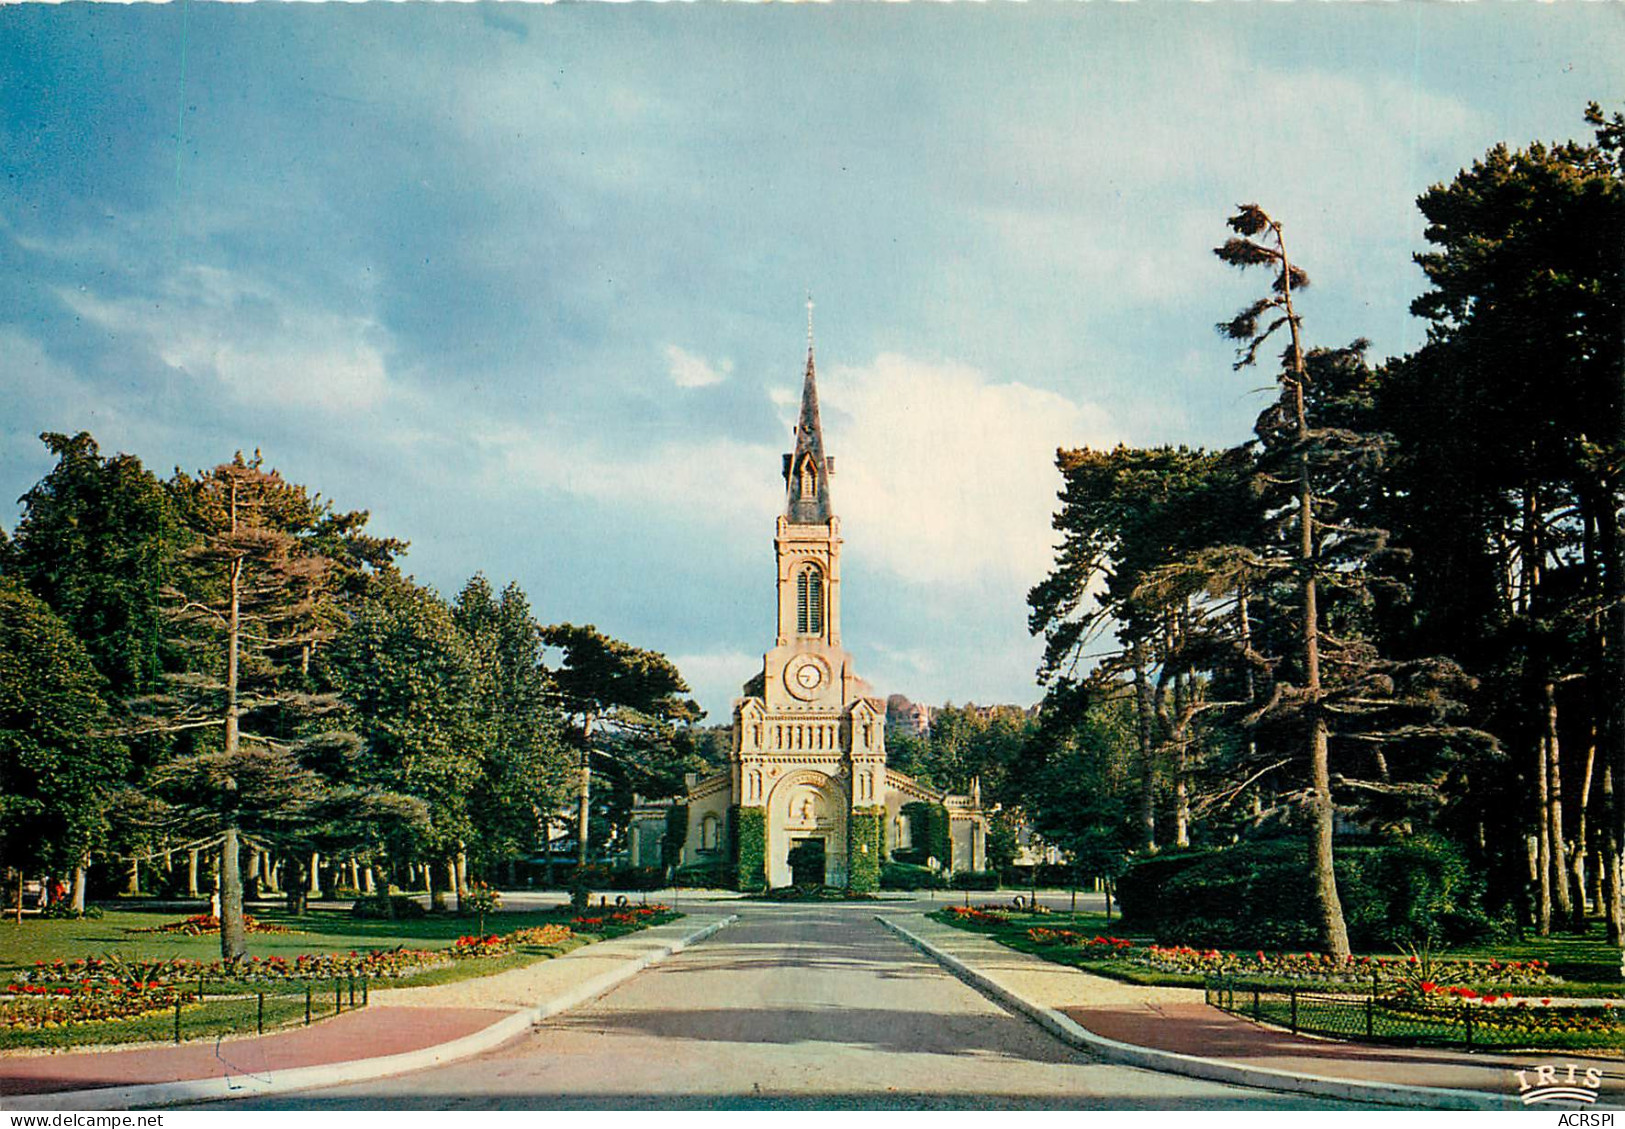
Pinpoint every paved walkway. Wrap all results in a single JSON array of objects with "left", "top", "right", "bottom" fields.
[
  {"left": 0, "top": 1007, "right": 507, "bottom": 1099},
  {"left": 899, "top": 913, "right": 1625, "bottom": 1102},
  {"left": 0, "top": 913, "right": 725, "bottom": 1105}
]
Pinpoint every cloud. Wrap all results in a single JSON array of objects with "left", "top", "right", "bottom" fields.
[
  {"left": 56, "top": 265, "right": 392, "bottom": 413},
  {"left": 666, "top": 648, "right": 761, "bottom": 721},
  {"left": 810, "top": 354, "right": 1118, "bottom": 587},
  {"left": 475, "top": 424, "right": 779, "bottom": 539},
  {"left": 664, "top": 344, "right": 733, "bottom": 389}
]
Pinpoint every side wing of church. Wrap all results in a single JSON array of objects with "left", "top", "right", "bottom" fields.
[{"left": 628, "top": 320, "right": 987, "bottom": 891}]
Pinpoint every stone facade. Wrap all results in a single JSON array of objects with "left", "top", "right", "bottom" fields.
[{"left": 630, "top": 325, "right": 987, "bottom": 888}]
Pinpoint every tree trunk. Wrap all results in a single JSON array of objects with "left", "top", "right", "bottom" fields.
[
  {"left": 363, "top": 866, "right": 376, "bottom": 895},
  {"left": 126, "top": 857, "right": 141, "bottom": 896},
  {"left": 218, "top": 479, "right": 248, "bottom": 952},
  {"left": 219, "top": 826, "right": 246, "bottom": 961},
  {"left": 1537, "top": 733, "right": 1554, "bottom": 935},
  {"left": 1605, "top": 765, "right": 1623, "bottom": 944},
  {"left": 284, "top": 854, "right": 309, "bottom": 916},
  {"left": 576, "top": 715, "right": 596, "bottom": 868},
  {"left": 455, "top": 847, "right": 468, "bottom": 913},
  {"left": 187, "top": 848, "right": 199, "bottom": 897},
  {"left": 1545, "top": 682, "right": 1574, "bottom": 923},
  {"left": 1280, "top": 239, "right": 1349, "bottom": 957},
  {"left": 1133, "top": 639, "right": 1156, "bottom": 852},
  {"left": 1572, "top": 726, "right": 1598, "bottom": 924},
  {"left": 447, "top": 860, "right": 461, "bottom": 913},
  {"left": 71, "top": 861, "right": 87, "bottom": 913},
  {"left": 307, "top": 851, "right": 322, "bottom": 898}
]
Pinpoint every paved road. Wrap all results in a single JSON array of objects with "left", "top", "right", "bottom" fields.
[{"left": 217, "top": 904, "right": 1356, "bottom": 1110}]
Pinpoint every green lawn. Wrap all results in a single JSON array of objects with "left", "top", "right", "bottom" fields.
[
  {"left": 0, "top": 902, "right": 677, "bottom": 1052},
  {"left": 0, "top": 904, "right": 647, "bottom": 975}
]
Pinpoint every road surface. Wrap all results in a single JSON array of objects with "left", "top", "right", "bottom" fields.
[{"left": 217, "top": 902, "right": 1359, "bottom": 1110}]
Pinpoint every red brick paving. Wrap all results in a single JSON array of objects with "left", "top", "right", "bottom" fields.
[
  {"left": 1068, "top": 1001, "right": 1625, "bottom": 1095},
  {"left": 0, "top": 1006, "right": 514, "bottom": 1098}
]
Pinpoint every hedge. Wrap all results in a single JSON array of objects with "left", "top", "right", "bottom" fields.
[
  {"left": 880, "top": 862, "right": 947, "bottom": 890},
  {"left": 848, "top": 807, "right": 884, "bottom": 892},
  {"left": 1116, "top": 834, "right": 1502, "bottom": 950},
  {"left": 733, "top": 805, "right": 766, "bottom": 892},
  {"left": 900, "top": 801, "right": 951, "bottom": 869}
]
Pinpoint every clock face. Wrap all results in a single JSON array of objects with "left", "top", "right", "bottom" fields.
[{"left": 786, "top": 657, "right": 829, "bottom": 700}]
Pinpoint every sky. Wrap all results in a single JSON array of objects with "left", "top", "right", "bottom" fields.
[{"left": 3, "top": 2, "right": 1624, "bottom": 723}]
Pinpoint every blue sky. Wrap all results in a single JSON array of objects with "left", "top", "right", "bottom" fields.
[{"left": 3, "top": 3, "right": 1623, "bottom": 722}]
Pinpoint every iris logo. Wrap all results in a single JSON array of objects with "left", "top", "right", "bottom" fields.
[{"left": 1514, "top": 1063, "right": 1604, "bottom": 1105}]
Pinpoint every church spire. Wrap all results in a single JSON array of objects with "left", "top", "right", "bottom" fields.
[{"left": 784, "top": 297, "right": 834, "bottom": 524}]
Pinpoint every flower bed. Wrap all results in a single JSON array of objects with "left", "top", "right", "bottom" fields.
[
  {"left": 1, "top": 982, "right": 182, "bottom": 1029},
  {"left": 1017, "top": 926, "right": 1559, "bottom": 989},
  {"left": 451, "top": 934, "right": 513, "bottom": 959},
  {"left": 509, "top": 924, "right": 573, "bottom": 947},
  {"left": 22, "top": 947, "right": 451, "bottom": 988},
  {"left": 570, "top": 904, "right": 671, "bottom": 932},
  {"left": 943, "top": 905, "right": 1009, "bottom": 926},
  {"left": 128, "top": 913, "right": 298, "bottom": 936}
]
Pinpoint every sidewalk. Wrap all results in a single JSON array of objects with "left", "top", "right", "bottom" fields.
[
  {"left": 883, "top": 913, "right": 1625, "bottom": 1110},
  {"left": 0, "top": 912, "right": 735, "bottom": 1109}
]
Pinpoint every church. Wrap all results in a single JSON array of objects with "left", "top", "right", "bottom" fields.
[{"left": 629, "top": 319, "right": 988, "bottom": 890}]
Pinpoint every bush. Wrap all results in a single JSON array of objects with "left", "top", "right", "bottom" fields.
[
  {"left": 671, "top": 861, "right": 733, "bottom": 888},
  {"left": 849, "top": 807, "right": 884, "bottom": 893},
  {"left": 40, "top": 902, "right": 103, "bottom": 920},
  {"left": 349, "top": 894, "right": 427, "bottom": 920},
  {"left": 733, "top": 806, "right": 766, "bottom": 892},
  {"left": 951, "top": 870, "right": 1001, "bottom": 891},
  {"left": 900, "top": 802, "right": 951, "bottom": 869},
  {"left": 881, "top": 862, "right": 946, "bottom": 890},
  {"left": 1117, "top": 835, "right": 1500, "bottom": 950}
]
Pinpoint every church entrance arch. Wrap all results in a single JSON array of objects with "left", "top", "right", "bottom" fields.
[{"left": 765, "top": 769, "right": 847, "bottom": 888}]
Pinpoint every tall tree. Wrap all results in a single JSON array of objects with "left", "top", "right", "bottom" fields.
[
  {"left": 1386, "top": 107, "right": 1625, "bottom": 935},
  {"left": 328, "top": 574, "right": 490, "bottom": 909},
  {"left": 539, "top": 624, "right": 698, "bottom": 866},
  {"left": 453, "top": 576, "right": 571, "bottom": 874},
  {"left": 0, "top": 580, "right": 129, "bottom": 919},
  {"left": 139, "top": 456, "right": 338, "bottom": 958},
  {"left": 9, "top": 432, "right": 183, "bottom": 697}
]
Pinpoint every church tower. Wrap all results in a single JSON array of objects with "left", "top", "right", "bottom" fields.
[
  {"left": 627, "top": 306, "right": 985, "bottom": 891},
  {"left": 728, "top": 304, "right": 888, "bottom": 890}
]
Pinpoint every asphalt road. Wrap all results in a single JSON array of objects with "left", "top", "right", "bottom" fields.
[{"left": 217, "top": 902, "right": 1358, "bottom": 1110}]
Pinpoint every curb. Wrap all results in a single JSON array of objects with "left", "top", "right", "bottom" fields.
[
  {"left": 876, "top": 915, "right": 1530, "bottom": 1112},
  {"left": 9, "top": 914, "right": 738, "bottom": 1112}
]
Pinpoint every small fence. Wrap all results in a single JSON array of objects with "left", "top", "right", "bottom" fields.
[
  {"left": 1204, "top": 977, "right": 1625, "bottom": 1051},
  {"left": 166, "top": 974, "right": 371, "bottom": 1043}
]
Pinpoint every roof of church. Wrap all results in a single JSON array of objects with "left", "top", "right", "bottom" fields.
[{"left": 783, "top": 328, "right": 835, "bottom": 524}]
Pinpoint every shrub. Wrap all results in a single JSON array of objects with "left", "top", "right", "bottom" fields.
[
  {"left": 349, "top": 894, "right": 428, "bottom": 920},
  {"left": 901, "top": 801, "right": 951, "bottom": 869},
  {"left": 40, "top": 902, "right": 102, "bottom": 920},
  {"left": 951, "top": 870, "right": 1001, "bottom": 891},
  {"left": 1117, "top": 835, "right": 1500, "bottom": 950},
  {"left": 671, "top": 861, "right": 733, "bottom": 888},
  {"left": 733, "top": 806, "right": 766, "bottom": 892},
  {"left": 849, "top": 807, "right": 884, "bottom": 893},
  {"left": 881, "top": 862, "right": 946, "bottom": 890}
]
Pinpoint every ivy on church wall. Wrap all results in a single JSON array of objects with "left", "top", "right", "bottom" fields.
[
  {"left": 900, "top": 801, "right": 952, "bottom": 871},
  {"left": 731, "top": 805, "right": 766, "bottom": 892},
  {"left": 663, "top": 805, "right": 689, "bottom": 870},
  {"left": 848, "top": 807, "right": 885, "bottom": 892}
]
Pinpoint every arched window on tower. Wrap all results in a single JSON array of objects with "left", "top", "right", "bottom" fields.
[
  {"left": 796, "top": 564, "right": 824, "bottom": 636},
  {"left": 799, "top": 458, "right": 816, "bottom": 500}
]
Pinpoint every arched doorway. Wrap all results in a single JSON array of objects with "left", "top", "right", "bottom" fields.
[{"left": 765, "top": 769, "right": 848, "bottom": 888}]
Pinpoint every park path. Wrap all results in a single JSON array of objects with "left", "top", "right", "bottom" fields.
[{"left": 219, "top": 902, "right": 1343, "bottom": 1110}]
